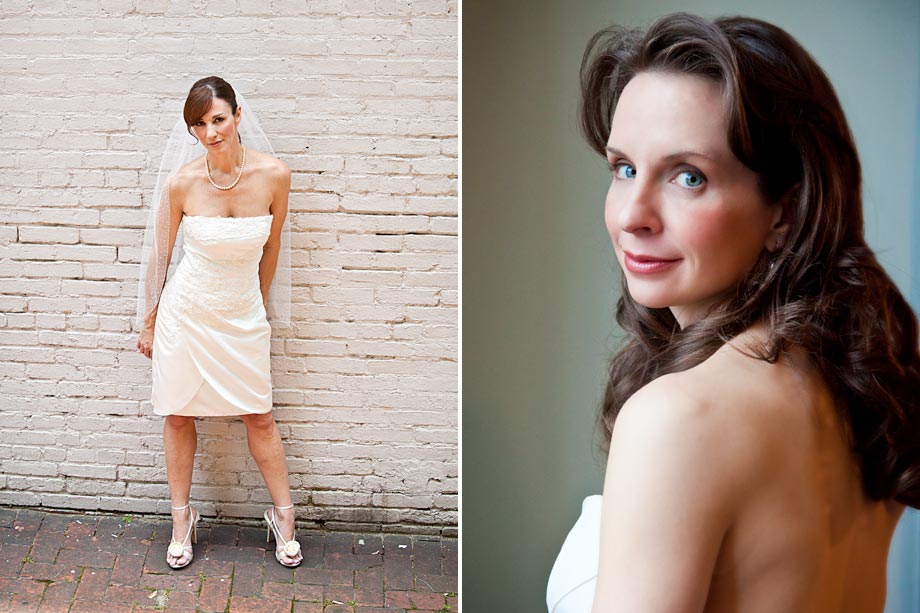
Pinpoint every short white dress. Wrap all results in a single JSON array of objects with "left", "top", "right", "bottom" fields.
[{"left": 151, "top": 213, "right": 274, "bottom": 416}]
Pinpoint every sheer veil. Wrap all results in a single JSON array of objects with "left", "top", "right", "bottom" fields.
[{"left": 135, "top": 88, "right": 292, "bottom": 331}]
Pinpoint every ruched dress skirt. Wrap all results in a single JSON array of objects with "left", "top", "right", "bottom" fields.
[{"left": 151, "top": 214, "right": 274, "bottom": 416}]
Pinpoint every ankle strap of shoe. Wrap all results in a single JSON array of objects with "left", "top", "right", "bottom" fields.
[
  {"left": 171, "top": 503, "right": 190, "bottom": 511},
  {"left": 274, "top": 503, "right": 294, "bottom": 511}
]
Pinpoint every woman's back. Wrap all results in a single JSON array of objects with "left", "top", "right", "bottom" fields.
[
  {"left": 588, "top": 327, "right": 904, "bottom": 612},
  {"left": 693, "top": 332, "right": 904, "bottom": 612}
]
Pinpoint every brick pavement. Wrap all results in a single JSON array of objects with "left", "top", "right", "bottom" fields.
[{"left": 0, "top": 507, "right": 458, "bottom": 612}]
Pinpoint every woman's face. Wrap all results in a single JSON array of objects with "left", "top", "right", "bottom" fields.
[
  {"left": 191, "top": 97, "right": 241, "bottom": 151},
  {"left": 605, "top": 71, "right": 783, "bottom": 327}
]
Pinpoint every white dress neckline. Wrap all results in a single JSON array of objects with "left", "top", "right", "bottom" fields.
[{"left": 184, "top": 213, "right": 273, "bottom": 220}]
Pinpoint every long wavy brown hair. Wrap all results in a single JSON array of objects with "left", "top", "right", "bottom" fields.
[{"left": 580, "top": 13, "right": 920, "bottom": 505}]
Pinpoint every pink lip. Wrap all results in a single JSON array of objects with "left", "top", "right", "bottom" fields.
[
  {"left": 208, "top": 140, "right": 222, "bottom": 147},
  {"left": 622, "top": 251, "right": 682, "bottom": 274}
]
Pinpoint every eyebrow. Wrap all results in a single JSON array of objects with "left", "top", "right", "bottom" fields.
[{"left": 605, "top": 146, "right": 719, "bottom": 163}]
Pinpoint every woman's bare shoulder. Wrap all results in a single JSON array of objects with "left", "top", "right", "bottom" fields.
[
  {"left": 622, "top": 335, "right": 797, "bottom": 476},
  {"left": 595, "top": 359, "right": 764, "bottom": 606},
  {"left": 246, "top": 149, "right": 289, "bottom": 172},
  {"left": 173, "top": 155, "right": 206, "bottom": 179},
  {"left": 242, "top": 149, "right": 290, "bottom": 192},
  {"left": 618, "top": 368, "right": 756, "bottom": 477},
  {"left": 679, "top": 328, "right": 804, "bottom": 412},
  {"left": 165, "top": 166, "right": 199, "bottom": 208},
  {"left": 168, "top": 157, "right": 205, "bottom": 198}
]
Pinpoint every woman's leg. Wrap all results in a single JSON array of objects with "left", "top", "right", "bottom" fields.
[
  {"left": 163, "top": 415, "right": 197, "bottom": 566},
  {"left": 240, "top": 412, "right": 301, "bottom": 563}
]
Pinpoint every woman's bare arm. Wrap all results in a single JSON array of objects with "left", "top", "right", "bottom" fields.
[
  {"left": 592, "top": 373, "right": 750, "bottom": 612},
  {"left": 258, "top": 160, "right": 291, "bottom": 307}
]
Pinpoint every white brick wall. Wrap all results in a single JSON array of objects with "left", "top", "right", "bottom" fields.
[{"left": 0, "top": 0, "right": 458, "bottom": 535}]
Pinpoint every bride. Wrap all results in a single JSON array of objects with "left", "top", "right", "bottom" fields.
[
  {"left": 135, "top": 76, "right": 302, "bottom": 570},
  {"left": 547, "top": 13, "right": 920, "bottom": 613}
]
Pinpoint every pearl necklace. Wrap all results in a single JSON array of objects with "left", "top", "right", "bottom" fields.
[{"left": 206, "top": 145, "right": 246, "bottom": 190}]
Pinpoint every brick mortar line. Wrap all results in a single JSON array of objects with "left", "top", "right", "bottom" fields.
[{"left": 1, "top": 505, "right": 458, "bottom": 537}]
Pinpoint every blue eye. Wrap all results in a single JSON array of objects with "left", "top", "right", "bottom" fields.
[
  {"left": 612, "top": 163, "right": 636, "bottom": 180},
  {"left": 675, "top": 171, "right": 704, "bottom": 188}
]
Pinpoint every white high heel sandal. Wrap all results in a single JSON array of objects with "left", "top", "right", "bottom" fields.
[
  {"left": 263, "top": 504, "right": 302, "bottom": 567},
  {"left": 166, "top": 503, "right": 199, "bottom": 570}
]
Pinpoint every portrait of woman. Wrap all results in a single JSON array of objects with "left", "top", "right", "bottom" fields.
[
  {"left": 544, "top": 12, "right": 920, "bottom": 613},
  {"left": 464, "top": 1, "right": 920, "bottom": 611},
  {"left": 135, "top": 76, "right": 301, "bottom": 570},
  {"left": 0, "top": 2, "right": 458, "bottom": 609}
]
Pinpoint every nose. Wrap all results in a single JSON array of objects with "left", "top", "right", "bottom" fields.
[
  {"left": 207, "top": 123, "right": 218, "bottom": 140},
  {"left": 609, "top": 179, "right": 662, "bottom": 236}
]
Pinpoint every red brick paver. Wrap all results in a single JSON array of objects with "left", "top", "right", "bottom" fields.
[{"left": 0, "top": 507, "right": 458, "bottom": 612}]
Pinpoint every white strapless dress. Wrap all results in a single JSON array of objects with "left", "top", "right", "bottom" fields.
[
  {"left": 546, "top": 495, "right": 603, "bottom": 613},
  {"left": 151, "top": 214, "right": 274, "bottom": 417}
]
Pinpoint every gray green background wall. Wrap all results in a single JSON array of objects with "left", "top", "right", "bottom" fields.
[{"left": 464, "top": 0, "right": 920, "bottom": 610}]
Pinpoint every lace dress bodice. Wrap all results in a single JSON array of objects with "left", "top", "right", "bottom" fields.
[{"left": 160, "top": 214, "right": 273, "bottom": 329}]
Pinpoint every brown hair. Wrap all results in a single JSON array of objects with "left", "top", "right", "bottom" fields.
[
  {"left": 580, "top": 13, "right": 920, "bottom": 505},
  {"left": 183, "top": 76, "right": 240, "bottom": 142}
]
